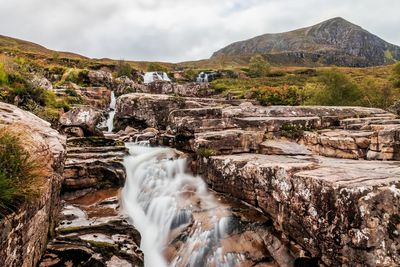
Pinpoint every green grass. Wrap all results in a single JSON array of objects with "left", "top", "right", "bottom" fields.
[{"left": 0, "top": 128, "right": 44, "bottom": 218}]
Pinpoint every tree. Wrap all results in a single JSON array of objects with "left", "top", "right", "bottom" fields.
[
  {"left": 306, "top": 69, "right": 362, "bottom": 106},
  {"left": 248, "top": 54, "right": 270, "bottom": 77}
]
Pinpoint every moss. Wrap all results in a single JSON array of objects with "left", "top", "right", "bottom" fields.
[
  {"left": 196, "top": 148, "right": 217, "bottom": 158},
  {"left": 58, "top": 226, "right": 87, "bottom": 235},
  {"left": 86, "top": 240, "right": 117, "bottom": 249}
]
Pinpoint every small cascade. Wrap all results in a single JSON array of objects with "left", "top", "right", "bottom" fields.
[
  {"left": 121, "top": 144, "right": 245, "bottom": 267},
  {"left": 106, "top": 91, "right": 116, "bottom": 133}
]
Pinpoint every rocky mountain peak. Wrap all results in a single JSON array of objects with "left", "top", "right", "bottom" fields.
[{"left": 212, "top": 17, "right": 400, "bottom": 67}]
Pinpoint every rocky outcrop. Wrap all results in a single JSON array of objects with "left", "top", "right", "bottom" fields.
[
  {"left": 114, "top": 93, "right": 400, "bottom": 266},
  {"left": 62, "top": 137, "right": 127, "bottom": 196},
  {"left": 54, "top": 85, "right": 111, "bottom": 110},
  {"left": 202, "top": 154, "right": 400, "bottom": 266},
  {"left": 212, "top": 17, "right": 400, "bottom": 67},
  {"left": 31, "top": 76, "right": 53, "bottom": 91},
  {"left": 59, "top": 106, "right": 103, "bottom": 137},
  {"left": 114, "top": 78, "right": 215, "bottom": 97},
  {"left": 0, "top": 102, "right": 66, "bottom": 267},
  {"left": 88, "top": 70, "right": 113, "bottom": 88},
  {"left": 114, "top": 93, "right": 228, "bottom": 131},
  {"left": 40, "top": 189, "right": 143, "bottom": 267}
]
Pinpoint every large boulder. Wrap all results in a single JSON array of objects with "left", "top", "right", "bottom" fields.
[
  {"left": 0, "top": 102, "right": 66, "bottom": 267},
  {"left": 31, "top": 76, "right": 53, "bottom": 91},
  {"left": 114, "top": 93, "right": 224, "bottom": 131},
  {"left": 202, "top": 153, "right": 400, "bottom": 266},
  {"left": 114, "top": 76, "right": 147, "bottom": 96},
  {"left": 59, "top": 106, "right": 103, "bottom": 136},
  {"left": 88, "top": 70, "right": 113, "bottom": 88}
]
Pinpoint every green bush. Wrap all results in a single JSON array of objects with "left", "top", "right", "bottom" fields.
[
  {"left": 0, "top": 63, "right": 8, "bottom": 85},
  {"left": 0, "top": 129, "right": 43, "bottom": 218},
  {"left": 60, "top": 68, "right": 90, "bottom": 86},
  {"left": 116, "top": 60, "right": 134, "bottom": 78},
  {"left": 196, "top": 148, "right": 217, "bottom": 158},
  {"left": 248, "top": 54, "right": 271, "bottom": 77},
  {"left": 280, "top": 124, "right": 311, "bottom": 140},
  {"left": 305, "top": 69, "right": 362, "bottom": 106},
  {"left": 392, "top": 62, "right": 400, "bottom": 88}
]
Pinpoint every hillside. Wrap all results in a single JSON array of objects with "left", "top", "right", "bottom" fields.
[{"left": 212, "top": 17, "right": 400, "bottom": 67}]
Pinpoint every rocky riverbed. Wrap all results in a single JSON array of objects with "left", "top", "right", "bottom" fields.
[{"left": 1, "top": 74, "right": 399, "bottom": 267}]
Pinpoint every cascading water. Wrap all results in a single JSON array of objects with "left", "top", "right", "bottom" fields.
[
  {"left": 106, "top": 91, "right": 116, "bottom": 133},
  {"left": 121, "top": 144, "right": 246, "bottom": 267}
]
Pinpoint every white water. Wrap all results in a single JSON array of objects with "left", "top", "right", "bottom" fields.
[
  {"left": 106, "top": 91, "right": 116, "bottom": 133},
  {"left": 121, "top": 144, "right": 245, "bottom": 267}
]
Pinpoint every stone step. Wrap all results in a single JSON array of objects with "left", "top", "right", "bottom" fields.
[
  {"left": 67, "top": 137, "right": 123, "bottom": 147},
  {"left": 67, "top": 146, "right": 127, "bottom": 153},
  {"left": 340, "top": 116, "right": 398, "bottom": 129},
  {"left": 301, "top": 129, "right": 375, "bottom": 159},
  {"left": 201, "top": 153, "right": 400, "bottom": 266},
  {"left": 67, "top": 151, "right": 127, "bottom": 160}
]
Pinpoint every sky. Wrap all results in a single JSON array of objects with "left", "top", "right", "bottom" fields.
[{"left": 0, "top": 0, "right": 399, "bottom": 62}]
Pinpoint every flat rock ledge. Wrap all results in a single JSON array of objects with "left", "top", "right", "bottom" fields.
[{"left": 201, "top": 154, "right": 400, "bottom": 266}]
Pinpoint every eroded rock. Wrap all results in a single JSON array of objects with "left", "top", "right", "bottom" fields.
[{"left": 0, "top": 102, "right": 66, "bottom": 267}]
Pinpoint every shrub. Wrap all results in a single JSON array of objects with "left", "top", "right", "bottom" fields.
[
  {"left": 0, "top": 63, "right": 8, "bottom": 85},
  {"left": 305, "top": 69, "right": 362, "bottom": 106},
  {"left": 116, "top": 60, "right": 134, "bottom": 78},
  {"left": 392, "top": 62, "right": 400, "bottom": 88},
  {"left": 360, "top": 78, "right": 399, "bottom": 108},
  {"left": 252, "top": 85, "right": 303, "bottom": 106},
  {"left": 60, "top": 68, "right": 90, "bottom": 86},
  {"left": 280, "top": 124, "right": 311, "bottom": 140},
  {"left": 248, "top": 54, "right": 270, "bottom": 77},
  {"left": 0, "top": 128, "right": 43, "bottom": 218},
  {"left": 196, "top": 148, "right": 217, "bottom": 158}
]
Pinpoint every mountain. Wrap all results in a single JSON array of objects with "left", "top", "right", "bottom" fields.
[{"left": 212, "top": 17, "right": 400, "bottom": 67}]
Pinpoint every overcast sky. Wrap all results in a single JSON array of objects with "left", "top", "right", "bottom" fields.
[{"left": 0, "top": 0, "right": 399, "bottom": 62}]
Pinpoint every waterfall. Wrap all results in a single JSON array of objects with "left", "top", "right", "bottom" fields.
[
  {"left": 106, "top": 91, "right": 116, "bottom": 133},
  {"left": 121, "top": 144, "right": 245, "bottom": 267}
]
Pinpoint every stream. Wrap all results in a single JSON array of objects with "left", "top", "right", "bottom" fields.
[{"left": 121, "top": 144, "right": 250, "bottom": 267}]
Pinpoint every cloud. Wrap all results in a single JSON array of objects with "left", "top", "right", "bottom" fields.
[{"left": 0, "top": 0, "right": 399, "bottom": 62}]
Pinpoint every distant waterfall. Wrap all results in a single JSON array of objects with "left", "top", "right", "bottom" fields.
[
  {"left": 121, "top": 144, "right": 244, "bottom": 267},
  {"left": 106, "top": 91, "right": 116, "bottom": 133}
]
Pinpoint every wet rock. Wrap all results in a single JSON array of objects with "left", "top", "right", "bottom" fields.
[
  {"left": 60, "top": 106, "right": 103, "bottom": 136},
  {"left": 0, "top": 102, "right": 66, "bottom": 267},
  {"left": 63, "top": 137, "right": 127, "bottom": 193},
  {"left": 40, "top": 189, "right": 143, "bottom": 267}
]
